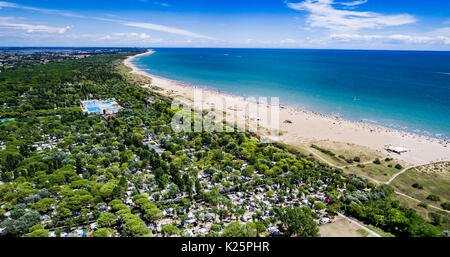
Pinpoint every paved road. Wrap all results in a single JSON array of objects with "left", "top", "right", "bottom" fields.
[{"left": 338, "top": 213, "right": 382, "bottom": 237}]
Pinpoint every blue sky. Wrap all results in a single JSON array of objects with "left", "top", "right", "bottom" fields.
[{"left": 0, "top": 0, "right": 449, "bottom": 50}]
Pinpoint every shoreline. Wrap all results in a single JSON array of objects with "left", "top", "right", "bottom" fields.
[{"left": 124, "top": 50, "right": 450, "bottom": 166}]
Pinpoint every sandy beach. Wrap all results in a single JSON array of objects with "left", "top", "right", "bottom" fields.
[{"left": 124, "top": 50, "right": 450, "bottom": 166}]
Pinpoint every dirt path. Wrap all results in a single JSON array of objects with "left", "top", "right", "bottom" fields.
[
  {"left": 338, "top": 213, "right": 381, "bottom": 237},
  {"left": 386, "top": 164, "right": 422, "bottom": 185},
  {"left": 394, "top": 191, "right": 450, "bottom": 214},
  {"left": 304, "top": 148, "right": 450, "bottom": 235},
  {"left": 305, "top": 148, "right": 373, "bottom": 169},
  {"left": 305, "top": 148, "right": 337, "bottom": 167},
  {"left": 305, "top": 148, "right": 384, "bottom": 185}
]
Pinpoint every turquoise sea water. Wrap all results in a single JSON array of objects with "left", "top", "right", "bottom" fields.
[{"left": 133, "top": 48, "right": 450, "bottom": 140}]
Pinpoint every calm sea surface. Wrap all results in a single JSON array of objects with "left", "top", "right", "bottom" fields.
[{"left": 133, "top": 48, "right": 450, "bottom": 140}]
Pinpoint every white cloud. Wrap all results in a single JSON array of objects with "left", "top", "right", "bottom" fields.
[
  {"left": 101, "top": 32, "right": 153, "bottom": 40},
  {"left": 0, "top": 1, "right": 85, "bottom": 18},
  {"left": 0, "top": 20, "right": 72, "bottom": 34},
  {"left": 337, "top": 0, "right": 367, "bottom": 7},
  {"left": 0, "top": 1, "right": 15, "bottom": 7},
  {"left": 287, "top": 0, "right": 416, "bottom": 31},
  {"left": 122, "top": 22, "right": 214, "bottom": 40},
  {"left": 280, "top": 38, "right": 297, "bottom": 44},
  {"left": 0, "top": 1, "right": 213, "bottom": 40},
  {"left": 0, "top": 16, "right": 15, "bottom": 20},
  {"left": 429, "top": 27, "right": 450, "bottom": 37},
  {"left": 153, "top": 2, "right": 170, "bottom": 7},
  {"left": 330, "top": 33, "right": 450, "bottom": 45}
]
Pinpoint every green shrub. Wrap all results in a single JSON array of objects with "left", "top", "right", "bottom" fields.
[
  {"left": 440, "top": 202, "right": 450, "bottom": 211},
  {"left": 426, "top": 194, "right": 441, "bottom": 202},
  {"left": 428, "top": 212, "right": 442, "bottom": 226},
  {"left": 418, "top": 202, "right": 427, "bottom": 209},
  {"left": 412, "top": 182, "right": 423, "bottom": 189},
  {"left": 311, "top": 144, "right": 335, "bottom": 157}
]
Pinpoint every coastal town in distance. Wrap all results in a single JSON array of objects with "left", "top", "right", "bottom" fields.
[{"left": 0, "top": 0, "right": 449, "bottom": 245}]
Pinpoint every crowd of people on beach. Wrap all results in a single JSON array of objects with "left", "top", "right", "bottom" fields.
[{"left": 125, "top": 52, "right": 450, "bottom": 166}]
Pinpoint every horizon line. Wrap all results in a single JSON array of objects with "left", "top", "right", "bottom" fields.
[{"left": 0, "top": 46, "right": 449, "bottom": 52}]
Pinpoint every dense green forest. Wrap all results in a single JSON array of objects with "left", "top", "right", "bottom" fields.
[{"left": 0, "top": 50, "right": 443, "bottom": 237}]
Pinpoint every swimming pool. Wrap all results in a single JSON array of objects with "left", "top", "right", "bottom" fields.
[
  {"left": 87, "top": 107, "right": 102, "bottom": 113},
  {"left": 103, "top": 107, "right": 118, "bottom": 114},
  {"left": 82, "top": 99, "right": 119, "bottom": 115},
  {"left": 83, "top": 101, "right": 98, "bottom": 106}
]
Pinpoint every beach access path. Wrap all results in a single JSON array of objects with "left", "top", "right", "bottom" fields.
[
  {"left": 303, "top": 148, "right": 450, "bottom": 219},
  {"left": 386, "top": 164, "right": 425, "bottom": 185},
  {"left": 385, "top": 163, "right": 450, "bottom": 213}
]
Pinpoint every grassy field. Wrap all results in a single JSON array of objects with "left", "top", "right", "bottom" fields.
[
  {"left": 296, "top": 140, "right": 407, "bottom": 164},
  {"left": 276, "top": 141, "right": 311, "bottom": 157},
  {"left": 364, "top": 224, "right": 395, "bottom": 237},
  {"left": 319, "top": 215, "right": 376, "bottom": 237},
  {"left": 393, "top": 192, "right": 450, "bottom": 230},
  {"left": 356, "top": 229, "right": 370, "bottom": 237},
  {"left": 389, "top": 162, "right": 450, "bottom": 231},
  {"left": 311, "top": 140, "right": 387, "bottom": 164},
  {"left": 390, "top": 162, "right": 450, "bottom": 206},
  {"left": 308, "top": 146, "right": 349, "bottom": 167},
  {"left": 345, "top": 163, "right": 403, "bottom": 184},
  {"left": 288, "top": 140, "right": 450, "bottom": 235},
  {"left": 319, "top": 215, "right": 394, "bottom": 237},
  {"left": 286, "top": 140, "right": 411, "bottom": 184},
  {"left": 393, "top": 193, "right": 432, "bottom": 220}
]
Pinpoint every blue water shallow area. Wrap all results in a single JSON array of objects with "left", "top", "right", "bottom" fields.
[
  {"left": 84, "top": 101, "right": 98, "bottom": 106},
  {"left": 134, "top": 48, "right": 450, "bottom": 140},
  {"left": 87, "top": 107, "right": 101, "bottom": 113}
]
